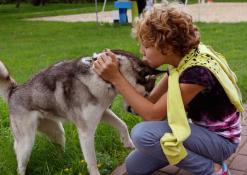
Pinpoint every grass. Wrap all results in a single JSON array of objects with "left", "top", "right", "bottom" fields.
[
  {"left": 0, "top": 3, "right": 115, "bottom": 19},
  {"left": 0, "top": 2, "right": 247, "bottom": 175}
]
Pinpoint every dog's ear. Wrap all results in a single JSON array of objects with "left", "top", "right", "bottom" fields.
[
  {"left": 149, "top": 68, "right": 167, "bottom": 76},
  {"left": 138, "top": 67, "right": 166, "bottom": 78}
]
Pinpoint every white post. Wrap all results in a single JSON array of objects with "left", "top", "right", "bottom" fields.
[{"left": 95, "top": 0, "right": 99, "bottom": 23}]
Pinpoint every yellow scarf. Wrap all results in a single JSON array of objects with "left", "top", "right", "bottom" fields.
[{"left": 160, "top": 43, "right": 244, "bottom": 165}]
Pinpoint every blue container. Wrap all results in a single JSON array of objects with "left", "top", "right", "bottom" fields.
[
  {"left": 114, "top": 1, "right": 132, "bottom": 24},
  {"left": 114, "top": 1, "right": 132, "bottom": 9}
]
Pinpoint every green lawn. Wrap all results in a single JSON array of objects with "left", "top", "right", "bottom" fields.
[
  {"left": 0, "top": 3, "right": 115, "bottom": 19},
  {"left": 0, "top": 3, "right": 247, "bottom": 175}
]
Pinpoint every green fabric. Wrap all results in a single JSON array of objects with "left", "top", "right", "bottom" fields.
[{"left": 160, "top": 43, "right": 244, "bottom": 165}]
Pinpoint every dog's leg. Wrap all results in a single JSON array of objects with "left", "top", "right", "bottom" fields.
[
  {"left": 11, "top": 111, "right": 39, "bottom": 175},
  {"left": 77, "top": 127, "right": 100, "bottom": 175},
  {"left": 75, "top": 105, "right": 104, "bottom": 175},
  {"left": 38, "top": 118, "right": 65, "bottom": 150},
  {"left": 101, "top": 109, "right": 134, "bottom": 148}
]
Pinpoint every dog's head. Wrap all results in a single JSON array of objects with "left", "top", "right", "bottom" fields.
[
  {"left": 110, "top": 50, "right": 166, "bottom": 114},
  {"left": 111, "top": 50, "right": 164, "bottom": 93}
]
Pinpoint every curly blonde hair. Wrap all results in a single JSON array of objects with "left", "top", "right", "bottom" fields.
[{"left": 132, "top": 3, "right": 200, "bottom": 57}]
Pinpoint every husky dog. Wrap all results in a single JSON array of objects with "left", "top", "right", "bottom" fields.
[{"left": 0, "top": 50, "right": 164, "bottom": 175}]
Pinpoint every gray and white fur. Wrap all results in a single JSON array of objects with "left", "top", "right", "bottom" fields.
[{"left": 0, "top": 50, "right": 164, "bottom": 175}]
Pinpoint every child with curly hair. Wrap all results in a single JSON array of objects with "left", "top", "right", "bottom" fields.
[{"left": 93, "top": 3, "right": 243, "bottom": 175}]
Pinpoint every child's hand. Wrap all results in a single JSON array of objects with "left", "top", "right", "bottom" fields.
[{"left": 93, "top": 50, "right": 122, "bottom": 84}]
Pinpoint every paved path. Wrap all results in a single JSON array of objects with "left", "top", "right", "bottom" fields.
[
  {"left": 111, "top": 104, "right": 247, "bottom": 175},
  {"left": 28, "top": 2, "right": 247, "bottom": 23}
]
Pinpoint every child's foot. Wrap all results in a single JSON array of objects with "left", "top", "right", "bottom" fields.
[{"left": 212, "top": 162, "right": 231, "bottom": 175}]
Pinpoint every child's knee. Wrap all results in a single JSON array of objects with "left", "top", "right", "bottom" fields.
[
  {"left": 131, "top": 122, "right": 169, "bottom": 150},
  {"left": 131, "top": 123, "right": 150, "bottom": 149}
]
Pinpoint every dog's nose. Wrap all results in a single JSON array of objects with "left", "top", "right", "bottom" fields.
[
  {"left": 92, "top": 57, "right": 97, "bottom": 61},
  {"left": 92, "top": 53, "right": 99, "bottom": 61}
]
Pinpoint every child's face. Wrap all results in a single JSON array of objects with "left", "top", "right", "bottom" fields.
[{"left": 140, "top": 44, "right": 166, "bottom": 68}]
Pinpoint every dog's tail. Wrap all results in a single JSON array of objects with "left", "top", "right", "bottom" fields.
[{"left": 0, "top": 60, "right": 17, "bottom": 102}]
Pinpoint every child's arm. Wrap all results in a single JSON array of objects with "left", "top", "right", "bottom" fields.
[
  {"left": 180, "top": 83, "right": 205, "bottom": 105},
  {"left": 93, "top": 52, "right": 204, "bottom": 121},
  {"left": 110, "top": 74, "right": 204, "bottom": 121},
  {"left": 147, "top": 73, "right": 168, "bottom": 103}
]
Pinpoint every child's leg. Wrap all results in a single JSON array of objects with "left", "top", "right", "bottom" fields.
[
  {"left": 125, "top": 149, "right": 168, "bottom": 175},
  {"left": 126, "top": 121, "right": 238, "bottom": 175},
  {"left": 182, "top": 124, "right": 238, "bottom": 167}
]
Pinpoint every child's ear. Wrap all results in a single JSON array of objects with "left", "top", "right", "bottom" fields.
[{"left": 161, "top": 45, "right": 174, "bottom": 56}]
